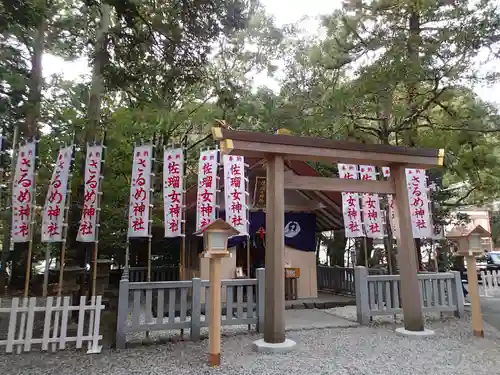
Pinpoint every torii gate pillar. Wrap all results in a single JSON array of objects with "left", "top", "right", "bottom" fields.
[
  {"left": 252, "top": 154, "right": 297, "bottom": 352},
  {"left": 392, "top": 165, "right": 429, "bottom": 335},
  {"left": 264, "top": 154, "right": 286, "bottom": 343}
]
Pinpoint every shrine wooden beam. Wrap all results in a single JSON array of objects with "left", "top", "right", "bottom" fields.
[
  {"left": 283, "top": 175, "right": 395, "bottom": 194},
  {"left": 212, "top": 127, "right": 444, "bottom": 169}
]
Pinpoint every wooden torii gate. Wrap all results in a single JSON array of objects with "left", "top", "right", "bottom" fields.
[{"left": 212, "top": 127, "right": 444, "bottom": 346}]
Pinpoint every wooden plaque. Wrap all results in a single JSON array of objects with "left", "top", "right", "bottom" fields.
[{"left": 253, "top": 176, "right": 266, "bottom": 208}]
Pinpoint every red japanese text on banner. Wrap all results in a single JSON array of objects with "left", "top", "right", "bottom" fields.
[
  {"left": 196, "top": 150, "right": 218, "bottom": 231},
  {"left": 163, "top": 148, "right": 184, "bottom": 238},
  {"left": 338, "top": 164, "right": 364, "bottom": 237},
  {"left": 405, "top": 168, "right": 432, "bottom": 238},
  {"left": 359, "top": 165, "right": 384, "bottom": 238},
  {"left": 383, "top": 167, "right": 432, "bottom": 238},
  {"left": 41, "top": 146, "right": 73, "bottom": 242},
  {"left": 223, "top": 154, "right": 248, "bottom": 235},
  {"left": 128, "top": 145, "right": 153, "bottom": 238},
  {"left": 381, "top": 167, "right": 400, "bottom": 238},
  {"left": 12, "top": 142, "right": 36, "bottom": 243},
  {"left": 77, "top": 145, "right": 103, "bottom": 242}
]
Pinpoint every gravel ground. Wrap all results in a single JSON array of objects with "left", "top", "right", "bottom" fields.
[
  {"left": 323, "top": 305, "right": 458, "bottom": 325},
  {"left": 1, "top": 313, "right": 500, "bottom": 375},
  {"left": 126, "top": 310, "right": 255, "bottom": 344}
]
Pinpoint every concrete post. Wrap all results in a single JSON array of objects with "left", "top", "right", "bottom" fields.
[
  {"left": 115, "top": 277, "right": 129, "bottom": 349},
  {"left": 191, "top": 278, "right": 201, "bottom": 341},
  {"left": 355, "top": 266, "right": 370, "bottom": 325}
]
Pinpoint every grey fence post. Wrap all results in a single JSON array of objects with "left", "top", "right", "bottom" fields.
[
  {"left": 452, "top": 271, "right": 465, "bottom": 318},
  {"left": 191, "top": 278, "right": 201, "bottom": 341},
  {"left": 355, "top": 266, "right": 370, "bottom": 325},
  {"left": 256, "top": 268, "right": 265, "bottom": 333},
  {"left": 116, "top": 276, "right": 130, "bottom": 349}
]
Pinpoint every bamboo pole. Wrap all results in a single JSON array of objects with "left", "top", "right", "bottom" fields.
[
  {"left": 18, "top": 139, "right": 39, "bottom": 354},
  {"left": 53, "top": 141, "right": 77, "bottom": 299},
  {"left": 179, "top": 140, "right": 188, "bottom": 340},
  {"left": 179, "top": 140, "right": 187, "bottom": 281},
  {"left": 147, "top": 135, "right": 159, "bottom": 284},
  {"left": 23, "top": 175, "right": 37, "bottom": 297},
  {"left": 42, "top": 243, "right": 50, "bottom": 296},
  {"left": 145, "top": 137, "right": 158, "bottom": 341},
  {"left": 0, "top": 132, "right": 4, "bottom": 228},
  {"left": 0, "top": 134, "right": 5, "bottom": 289},
  {"left": 57, "top": 154, "right": 74, "bottom": 297},
  {"left": 23, "top": 139, "right": 40, "bottom": 297},
  {"left": 91, "top": 152, "right": 104, "bottom": 297},
  {"left": 91, "top": 133, "right": 107, "bottom": 297},
  {"left": 124, "top": 142, "right": 136, "bottom": 274},
  {"left": 245, "top": 162, "right": 250, "bottom": 277}
]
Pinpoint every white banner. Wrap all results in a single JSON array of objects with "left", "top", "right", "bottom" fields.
[
  {"left": 223, "top": 155, "right": 248, "bottom": 235},
  {"left": 406, "top": 168, "right": 432, "bottom": 238},
  {"left": 128, "top": 145, "right": 153, "bottom": 238},
  {"left": 164, "top": 148, "right": 184, "bottom": 237},
  {"left": 12, "top": 142, "right": 37, "bottom": 243},
  {"left": 77, "top": 145, "right": 103, "bottom": 242},
  {"left": 359, "top": 165, "right": 384, "bottom": 238},
  {"left": 382, "top": 167, "right": 432, "bottom": 238},
  {"left": 196, "top": 150, "right": 219, "bottom": 231},
  {"left": 41, "top": 146, "right": 74, "bottom": 242},
  {"left": 338, "top": 164, "right": 364, "bottom": 237},
  {"left": 381, "top": 167, "right": 400, "bottom": 238}
]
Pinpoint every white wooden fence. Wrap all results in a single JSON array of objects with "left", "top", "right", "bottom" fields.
[
  {"left": 0, "top": 296, "right": 104, "bottom": 354},
  {"left": 480, "top": 270, "right": 500, "bottom": 297}
]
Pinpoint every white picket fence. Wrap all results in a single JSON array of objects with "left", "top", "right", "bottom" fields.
[
  {"left": 0, "top": 296, "right": 104, "bottom": 354},
  {"left": 480, "top": 270, "right": 500, "bottom": 297}
]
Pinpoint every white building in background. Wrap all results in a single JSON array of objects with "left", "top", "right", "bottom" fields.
[{"left": 445, "top": 208, "right": 493, "bottom": 252}]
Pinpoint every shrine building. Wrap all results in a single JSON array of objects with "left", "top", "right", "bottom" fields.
[{"left": 183, "top": 157, "right": 343, "bottom": 300}]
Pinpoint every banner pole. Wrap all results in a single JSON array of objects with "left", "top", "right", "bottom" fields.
[
  {"left": 0, "top": 133, "right": 5, "bottom": 290},
  {"left": 147, "top": 135, "right": 159, "bottom": 284},
  {"left": 23, "top": 175, "right": 37, "bottom": 297},
  {"left": 23, "top": 139, "right": 39, "bottom": 297},
  {"left": 180, "top": 139, "right": 188, "bottom": 281},
  {"left": 91, "top": 138, "right": 106, "bottom": 297},
  {"left": 124, "top": 141, "right": 137, "bottom": 275},
  {"left": 246, "top": 163, "right": 250, "bottom": 277},
  {"left": 57, "top": 145, "right": 75, "bottom": 297}
]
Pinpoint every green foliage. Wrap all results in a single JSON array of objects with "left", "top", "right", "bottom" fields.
[{"left": 3, "top": 0, "right": 500, "bottom": 269}]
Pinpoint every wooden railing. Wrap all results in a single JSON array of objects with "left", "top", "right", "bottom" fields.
[
  {"left": 354, "top": 266, "right": 465, "bottom": 324},
  {"left": 317, "top": 265, "right": 386, "bottom": 296},
  {"left": 128, "top": 266, "right": 180, "bottom": 283},
  {"left": 116, "top": 268, "right": 265, "bottom": 349}
]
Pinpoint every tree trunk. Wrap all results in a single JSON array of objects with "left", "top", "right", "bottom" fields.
[
  {"left": 0, "top": 126, "right": 19, "bottom": 290},
  {"left": 24, "top": 19, "right": 45, "bottom": 138},
  {"left": 63, "top": 4, "right": 110, "bottom": 297},
  {"left": 5, "top": 19, "right": 46, "bottom": 291},
  {"left": 405, "top": 2, "right": 423, "bottom": 270}
]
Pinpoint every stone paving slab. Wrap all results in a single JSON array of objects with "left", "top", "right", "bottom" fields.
[{"left": 285, "top": 308, "right": 359, "bottom": 331}]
